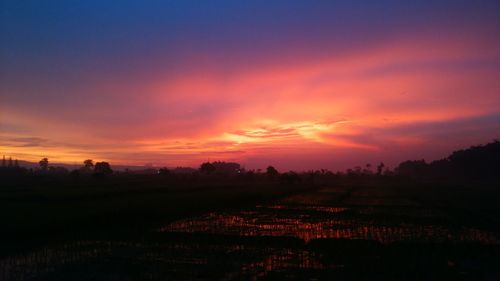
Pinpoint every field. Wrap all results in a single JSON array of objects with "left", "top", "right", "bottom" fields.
[{"left": 1, "top": 175, "right": 500, "bottom": 280}]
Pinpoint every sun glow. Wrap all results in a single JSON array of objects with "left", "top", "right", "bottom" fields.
[{"left": 1, "top": 3, "right": 499, "bottom": 170}]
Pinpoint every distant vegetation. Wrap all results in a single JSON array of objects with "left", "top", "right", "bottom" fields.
[
  {"left": 1, "top": 141, "right": 499, "bottom": 185},
  {"left": 395, "top": 140, "right": 500, "bottom": 183}
]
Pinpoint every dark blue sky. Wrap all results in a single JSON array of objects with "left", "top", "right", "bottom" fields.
[{"left": 2, "top": 0, "right": 497, "bottom": 74}]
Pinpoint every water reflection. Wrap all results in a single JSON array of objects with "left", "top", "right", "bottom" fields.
[
  {"left": 257, "top": 205, "right": 348, "bottom": 213},
  {"left": 0, "top": 241, "right": 113, "bottom": 281},
  {"left": 0, "top": 240, "right": 333, "bottom": 281},
  {"left": 3, "top": 203, "right": 499, "bottom": 280},
  {"left": 161, "top": 205, "right": 500, "bottom": 244}
]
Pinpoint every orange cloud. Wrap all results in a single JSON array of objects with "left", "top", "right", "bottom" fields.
[{"left": 2, "top": 34, "right": 499, "bottom": 170}]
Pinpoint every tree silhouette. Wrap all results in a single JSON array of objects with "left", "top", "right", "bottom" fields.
[
  {"left": 266, "top": 166, "right": 279, "bottom": 178},
  {"left": 158, "top": 167, "right": 170, "bottom": 175},
  {"left": 377, "top": 162, "right": 385, "bottom": 176},
  {"left": 363, "top": 163, "right": 373, "bottom": 175},
  {"left": 211, "top": 161, "right": 242, "bottom": 174},
  {"left": 200, "top": 162, "right": 216, "bottom": 174},
  {"left": 94, "top": 162, "right": 112, "bottom": 175},
  {"left": 39, "top": 158, "right": 49, "bottom": 170},
  {"left": 83, "top": 159, "right": 94, "bottom": 169}
]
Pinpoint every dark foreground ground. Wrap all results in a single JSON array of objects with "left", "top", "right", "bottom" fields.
[{"left": 1, "top": 175, "right": 500, "bottom": 280}]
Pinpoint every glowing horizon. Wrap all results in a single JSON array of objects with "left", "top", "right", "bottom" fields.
[{"left": 1, "top": 1, "right": 499, "bottom": 171}]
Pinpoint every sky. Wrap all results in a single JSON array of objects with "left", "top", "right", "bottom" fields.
[{"left": 1, "top": 0, "right": 500, "bottom": 171}]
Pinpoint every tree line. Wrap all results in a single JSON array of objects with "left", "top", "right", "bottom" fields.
[{"left": 1, "top": 141, "right": 499, "bottom": 184}]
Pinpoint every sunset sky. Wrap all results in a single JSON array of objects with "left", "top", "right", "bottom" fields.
[{"left": 1, "top": 1, "right": 499, "bottom": 171}]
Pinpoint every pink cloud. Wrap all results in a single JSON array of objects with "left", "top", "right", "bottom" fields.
[{"left": 2, "top": 33, "right": 499, "bottom": 170}]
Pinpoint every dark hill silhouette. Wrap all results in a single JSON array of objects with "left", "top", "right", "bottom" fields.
[{"left": 396, "top": 140, "right": 500, "bottom": 183}]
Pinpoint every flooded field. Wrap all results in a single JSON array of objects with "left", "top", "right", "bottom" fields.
[
  {"left": 2, "top": 185, "right": 500, "bottom": 280},
  {"left": 161, "top": 205, "right": 500, "bottom": 244}
]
